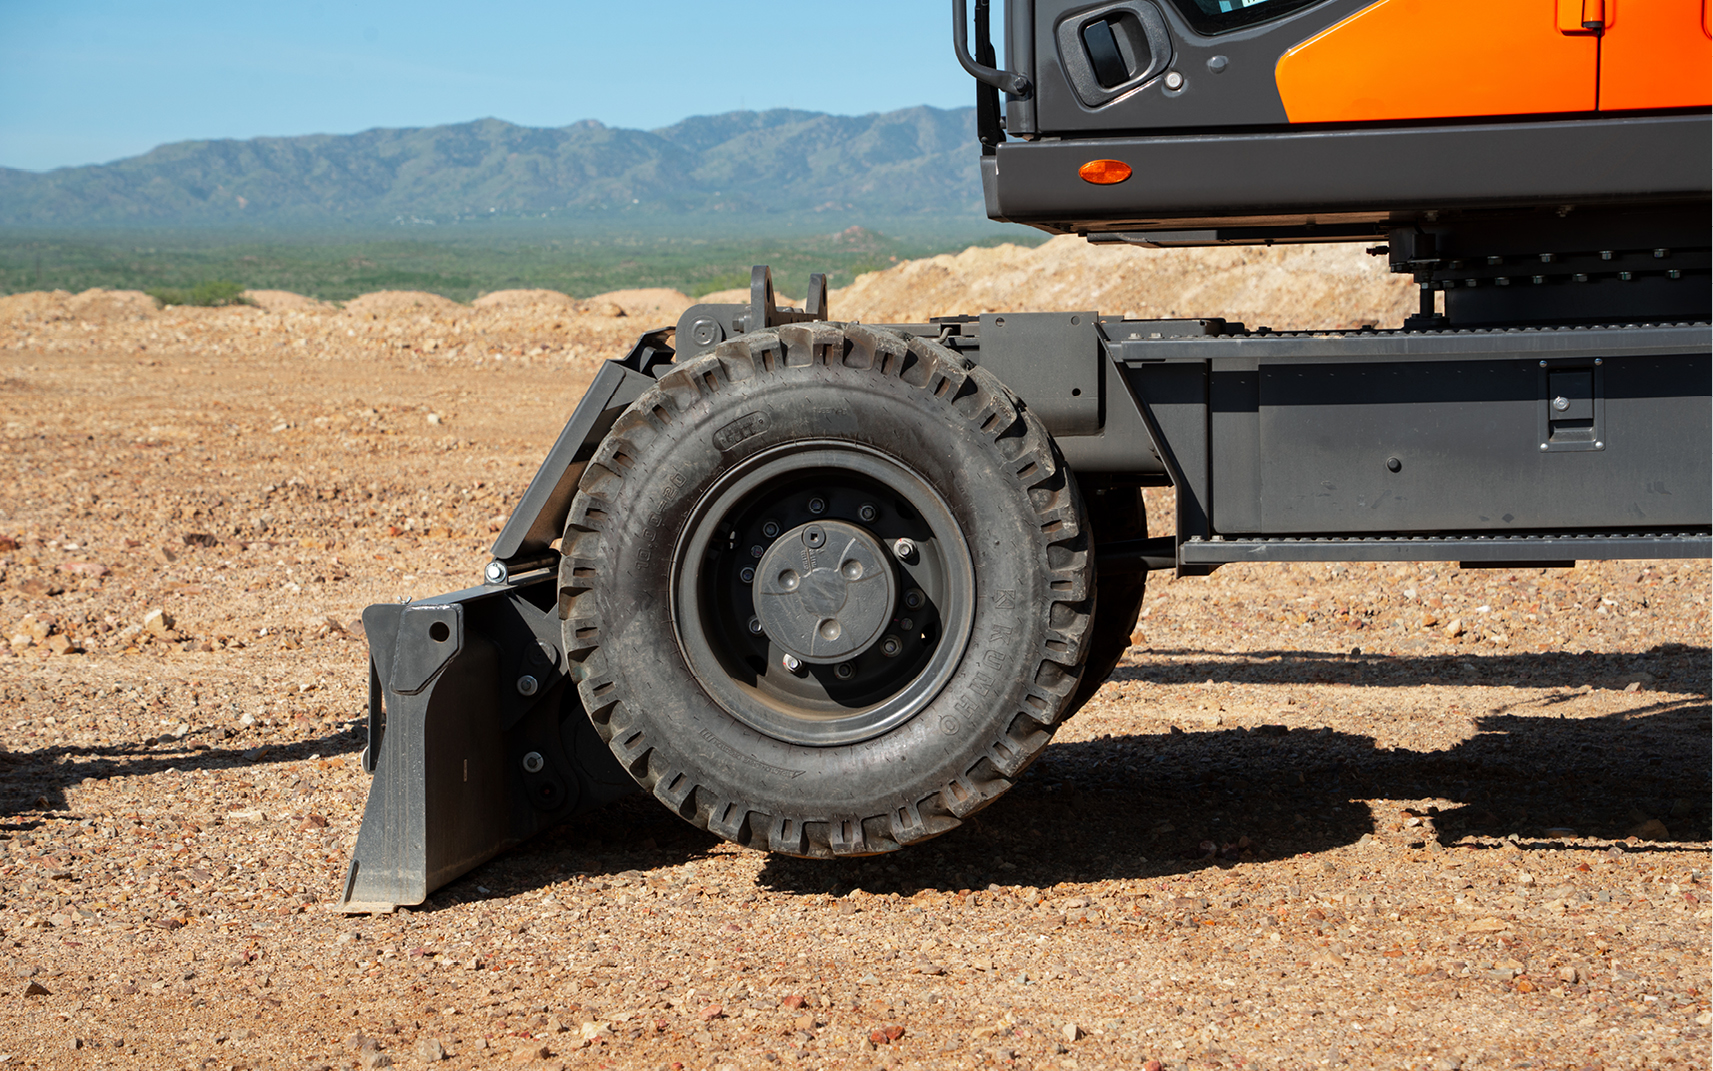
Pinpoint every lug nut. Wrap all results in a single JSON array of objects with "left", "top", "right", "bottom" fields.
[
  {"left": 747, "top": 616, "right": 764, "bottom": 635},
  {"left": 879, "top": 635, "right": 903, "bottom": 657},
  {"left": 858, "top": 503, "right": 878, "bottom": 522},
  {"left": 516, "top": 675, "right": 539, "bottom": 697},
  {"left": 807, "top": 497, "right": 826, "bottom": 515},
  {"left": 739, "top": 566, "right": 755, "bottom": 583},
  {"left": 521, "top": 751, "right": 545, "bottom": 774},
  {"left": 834, "top": 662, "right": 855, "bottom": 680},
  {"left": 761, "top": 519, "right": 781, "bottom": 538},
  {"left": 893, "top": 538, "right": 916, "bottom": 560},
  {"left": 903, "top": 588, "right": 924, "bottom": 610},
  {"left": 782, "top": 653, "right": 804, "bottom": 673}
]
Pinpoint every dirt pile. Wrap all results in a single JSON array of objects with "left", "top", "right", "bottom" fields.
[
  {"left": 831, "top": 236, "right": 1416, "bottom": 329},
  {"left": 0, "top": 287, "right": 159, "bottom": 325}
]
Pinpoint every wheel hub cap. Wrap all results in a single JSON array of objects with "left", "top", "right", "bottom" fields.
[{"left": 753, "top": 520, "right": 896, "bottom": 663}]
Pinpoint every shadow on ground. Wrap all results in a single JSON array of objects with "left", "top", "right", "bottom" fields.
[
  {"left": 0, "top": 721, "right": 367, "bottom": 823},
  {"left": 4, "top": 645, "right": 1706, "bottom": 906}
]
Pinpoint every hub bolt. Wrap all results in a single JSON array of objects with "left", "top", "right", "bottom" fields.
[
  {"left": 903, "top": 588, "right": 924, "bottom": 610},
  {"left": 782, "top": 653, "right": 804, "bottom": 673},
  {"left": 521, "top": 751, "right": 545, "bottom": 774},
  {"left": 751, "top": 544, "right": 765, "bottom": 559},
  {"left": 893, "top": 538, "right": 916, "bottom": 560},
  {"left": 807, "top": 497, "right": 826, "bottom": 515},
  {"left": 747, "top": 616, "right": 764, "bottom": 635},
  {"left": 761, "top": 519, "right": 780, "bottom": 538},
  {"left": 858, "top": 503, "right": 878, "bottom": 522},
  {"left": 739, "top": 566, "right": 755, "bottom": 583},
  {"left": 516, "top": 675, "right": 539, "bottom": 697},
  {"left": 879, "top": 635, "right": 903, "bottom": 658},
  {"left": 834, "top": 662, "right": 855, "bottom": 680}
]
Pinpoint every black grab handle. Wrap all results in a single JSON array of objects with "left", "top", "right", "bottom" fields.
[{"left": 953, "top": 0, "right": 1032, "bottom": 98}]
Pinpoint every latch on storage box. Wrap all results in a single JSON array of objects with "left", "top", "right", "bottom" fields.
[{"left": 1539, "top": 359, "right": 1605, "bottom": 451}]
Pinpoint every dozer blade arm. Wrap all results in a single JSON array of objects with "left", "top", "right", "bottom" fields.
[{"left": 488, "top": 358, "right": 661, "bottom": 569}]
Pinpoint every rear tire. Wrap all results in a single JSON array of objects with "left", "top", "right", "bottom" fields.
[
  {"left": 559, "top": 322, "right": 1094, "bottom": 856},
  {"left": 1065, "top": 484, "right": 1148, "bottom": 716}
]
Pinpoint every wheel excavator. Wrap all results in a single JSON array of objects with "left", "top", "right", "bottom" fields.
[{"left": 336, "top": 0, "right": 1710, "bottom": 911}]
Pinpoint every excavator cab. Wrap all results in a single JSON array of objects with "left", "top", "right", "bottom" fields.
[{"left": 961, "top": 0, "right": 1709, "bottom": 327}]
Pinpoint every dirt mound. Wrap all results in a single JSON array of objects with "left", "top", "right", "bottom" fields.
[
  {"left": 589, "top": 287, "right": 695, "bottom": 322},
  {"left": 243, "top": 289, "right": 335, "bottom": 313},
  {"left": 341, "top": 290, "right": 463, "bottom": 316},
  {"left": 471, "top": 289, "right": 582, "bottom": 310},
  {"left": 0, "top": 288, "right": 158, "bottom": 326},
  {"left": 831, "top": 236, "right": 1415, "bottom": 330}
]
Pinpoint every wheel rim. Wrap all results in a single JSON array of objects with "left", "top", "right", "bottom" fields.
[{"left": 672, "top": 442, "right": 976, "bottom": 747}]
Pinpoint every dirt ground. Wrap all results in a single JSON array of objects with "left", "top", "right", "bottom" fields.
[{"left": 0, "top": 271, "right": 1707, "bottom": 1071}]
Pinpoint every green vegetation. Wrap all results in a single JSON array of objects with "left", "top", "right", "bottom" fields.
[
  {"left": 0, "top": 220, "right": 1043, "bottom": 303},
  {"left": 145, "top": 279, "right": 250, "bottom": 307}
]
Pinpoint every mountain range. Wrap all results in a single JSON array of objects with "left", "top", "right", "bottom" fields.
[{"left": 0, "top": 107, "right": 986, "bottom": 229}]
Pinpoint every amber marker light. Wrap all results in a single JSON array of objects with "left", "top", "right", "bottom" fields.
[{"left": 1078, "top": 159, "right": 1132, "bottom": 185}]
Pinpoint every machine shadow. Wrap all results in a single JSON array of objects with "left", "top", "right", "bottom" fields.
[
  {"left": 1107, "top": 642, "right": 1709, "bottom": 694},
  {"left": 393, "top": 644, "right": 1711, "bottom": 907},
  {"left": 754, "top": 694, "right": 1709, "bottom": 898},
  {"left": 0, "top": 721, "right": 367, "bottom": 822}
]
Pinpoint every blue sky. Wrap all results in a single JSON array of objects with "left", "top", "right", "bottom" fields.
[{"left": 0, "top": 1, "right": 979, "bottom": 171}]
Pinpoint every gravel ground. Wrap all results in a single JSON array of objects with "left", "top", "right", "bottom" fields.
[{"left": 0, "top": 289, "right": 1708, "bottom": 1071}]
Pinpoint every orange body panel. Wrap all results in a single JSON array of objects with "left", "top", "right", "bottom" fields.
[
  {"left": 1599, "top": 0, "right": 1712, "bottom": 110},
  {"left": 1276, "top": 0, "right": 1597, "bottom": 123}
]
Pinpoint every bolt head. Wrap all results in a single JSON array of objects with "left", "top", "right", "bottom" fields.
[
  {"left": 739, "top": 566, "right": 755, "bottom": 584},
  {"left": 747, "top": 616, "right": 764, "bottom": 635},
  {"left": 879, "top": 635, "right": 903, "bottom": 657},
  {"left": 516, "top": 675, "right": 539, "bottom": 697},
  {"left": 834, "top": 662, "right": 855, "bottom": 680},
  {"left": 807, "top": 497, "right": 826, "bottom": 515},
  {"left": 1164, "top": 71, "right": 1184, "bottom": 90},
  {"left": 1552, "top": 396, "right": 1569, "bottom": 411},
  {"left": 484, "top": 561, "right": 506, "bottom": 583},
  {"left": 903, "top": 588, "right": 924, "bottom": 609},
  {"left": 761, "top": 520, "right": 780, "bottom": 538},
  {"left": 858, "top": 503, "right": 878, "bottom": 522},
  {"left": 893, "top": 538, "right": 916, "bottom": 560},
  {"left": 782, "top": 653, "right": 803, "bottom": 673},
  {"left": 521, "top": 751, "right": 545, "bottom": 774}
]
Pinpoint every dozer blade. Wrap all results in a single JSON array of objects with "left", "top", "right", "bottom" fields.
[{"left": 337, "top": 569, "right": 635, "bottom": 913}]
